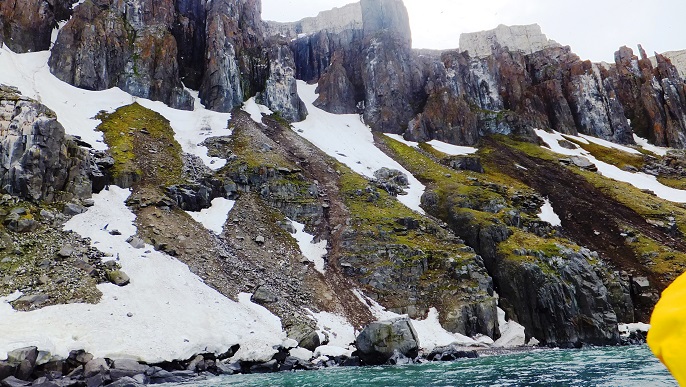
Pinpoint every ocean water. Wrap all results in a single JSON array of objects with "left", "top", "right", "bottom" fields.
[{"left": 177, "top": 345, "right": 675, "bottom": 386}]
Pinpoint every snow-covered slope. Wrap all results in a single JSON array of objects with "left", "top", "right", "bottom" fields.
[
  {"left": 535, "top": 129, "right": 686, "bottom": 203},
  {"left": 0, "top": 187, "right": 285, "bottom": 363},
  {"left": 384, "top": 133, "right": 478, "bottom": 156},
  {"left": 0, "top": 47, "right": 286, "bottom": 364},
  {"left": 538, "top": 199, "right": 562, "bottom": 227},
  {"left": 186, "top": 198, "right": 236, "bottom": 235},
  {"left": 292, "top": 81, "right": 426, "bottom": 214},
  {"left": 0, "top": 47, "right": 231, "bottom": 170}
]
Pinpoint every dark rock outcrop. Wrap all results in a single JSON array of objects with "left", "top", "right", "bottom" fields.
[
  {"left": 355, "top": 317, "right": 419, "bottom": 365},
  {"left": 496, "top": 247, "right": 621, "bottom": 347},
  {"left": 0, "top": 85, "right": 92, "bottom": 202},
  {"left": 612, "top": 45, "right": 686, "bottom": 148},
  {"left": 0, "top": 0, "right": 77, "bottom": 53},
  {"left": 256, "top": 39, "right": 308, "bottom": 122},
  {"left": 49, "top": 0, "right": 194, "bottom": 110},
  {"left": 200, "top": 0, "right": 265, "bottom": 112},
  {"left": 48, "top": 0, "right": 304, "bottom": 118}
]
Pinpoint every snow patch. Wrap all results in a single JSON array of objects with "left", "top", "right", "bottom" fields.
[
  {"left": 535, "top": 129, "right": 686, "bottom": 203},
  {"left": 633, "top": 134, "right": 670, "bottom": 156},
  {"left": 384, "top": 133, "right": 418, "bottom": 148},
  {"left": 293, "top": 81, "right": 426, "bottom": 214},
  {"left": 289, "top": 347, "right": 313, "bottom": 361},
  {"left": 291, "top": 220, "right": 327, "bottom": 274},
  {"left": 306, "top": 310, "right": 356, "bottom": 349},
  {"left": 135, "top": 96, "right": 231, "bottom": 170},
  {"left": 383, "top": 134, "right": 478, "bottom": 157},
  {"left": 313, "top": 345, "right": 353, "bottom": 358},
  {"left": 0, "top": 187, "right": 285, "bottom": 363},
  {"left": 185, "top": 198, "right": 235, "bottom": 235},
  {"left": 242, "top": 97, "right": 273, "bottom": 124},
  {"left": 578, "top": 134, "right": 641, "bottom": 155},
  {"left": 426, "top": 140, "right": 478, "bottom": 156},
  {"left": 493, "top": 308, "right": 526, "bottom": 348},
  {"left": 0, "top": 48, "right": 132, "bottom": 150},
  {"left": 0, "top": 47, "right": 231, "bottom": 170},
  {"left": 538, "top": 199, "right": 562, "bottom": 227},
  {"left": 618, "top": 322, "right": 650, "bottom": 337}
]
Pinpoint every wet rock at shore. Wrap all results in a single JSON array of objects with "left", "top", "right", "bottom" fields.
[{"left": 355, "top": 317, "right": 420, "bottom": 365}]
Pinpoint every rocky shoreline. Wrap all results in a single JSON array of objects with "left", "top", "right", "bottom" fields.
[{"left": 0, "top": 326, "right": 649, "bottom": 387}]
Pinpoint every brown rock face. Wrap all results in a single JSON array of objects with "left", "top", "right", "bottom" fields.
[
  {"left": 49, "top": 0, "right": 194, "bottom": 110},
  {"left": 612, "top": 46, "right": 686, "bottom": 148},
  {"left": 199, "top": 0, "right": 266, "bottom": 112},
  {"left": 314, "top": 51, "right": 358, "bottom": 114},
  {"left": 47, "top": 0, "right": 304, "bottom": 117},
  {"left": 405, "top": 45, "right": 636, "bottom": 145},
  {"left": 0, "top": 0, "right": 77, "bottom": 53}
]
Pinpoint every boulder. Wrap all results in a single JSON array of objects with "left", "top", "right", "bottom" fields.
[
  {"left": 250, "top": 286, "right": 278, "bottom": 304},
  {"left": 296, "top": 331, "right": 321, "bottom": 352},
  {"left": 426, "top": 345, "right": 478, "bottom": 361},
  {"left": 83, "top": 358, "right": 109, "bottom": 378},
  {"left": 0, "top": 376, "right": 30, "bottom": 387},
  {"left": 0, "top": 363, "right": 15, "bottom": 381},
  {"left": 444, "top": 156, "right": 485, "bottom": 173},
  {"left": 14, "top": 294, "right": 50, "bottom": 310},
  {"left": 126, "top": 237, "right": 146, "bottom": 250},
  {"left": 107, "top": 377, "right": 143, "bottom": 387},
  {"left": 567, "top": 156, "right": 598, "bottom": 171},
  {"left": 355, "top": 317, "right": 420, "bottom": 365},
  {"left": 107, "top": 271, "right": 131, "bottom": 287},
  {"left": 249, "top": 359, "right": 278, "bottom": 374}
]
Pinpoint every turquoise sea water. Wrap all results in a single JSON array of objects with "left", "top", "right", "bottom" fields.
[{"left": 178, "top": 345, "right": 675, "bottom": 386}]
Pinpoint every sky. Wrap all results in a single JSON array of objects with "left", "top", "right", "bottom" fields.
[{"left": 261, "top": 0, "right": 686, "bottom": 63}]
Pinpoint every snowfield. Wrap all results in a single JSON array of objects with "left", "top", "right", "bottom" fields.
[
  {"left": 291, "top": 220, "right": 327, "bottom": 274},
  {"left": 185, "top": 198, "right": 236, "bottom": 235},
  {"left": 538, "top": 199, "right": 562, "bottom": 227},
  {"left": 0, "top": 47, "right": 232, "bottom": 170},
  {"left": 535, "top": 129, "right": 686, "bottom": 203},
  {"left": 0, "top": 187, "right": 285, "bottom": 364},
  {"left": 242, "top": 97, "right": 274, "bottom": 123},
  {"left": 384, "top": 133, "right": 478, "bottom": 156},
  {"left": 292, "top": 81, "right": 426, "bottom": 214}
]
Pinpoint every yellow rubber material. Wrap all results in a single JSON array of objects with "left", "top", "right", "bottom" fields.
[{"left": 648, "top": 272, "right": 686, "bottom": 385}]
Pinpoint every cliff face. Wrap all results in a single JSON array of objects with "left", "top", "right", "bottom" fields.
[
  {"left": 49, "top": 0, "right": 195, "bottom": 110},
  {"left": 0, "top": 0, "right": 78, "bottom": 53},
  {"left": 3, "top": 0, "right": 686, "bottom": 356},
  {"left": 459, "top": 24, "right": 560, "bottom": 58},
  {"left": 45, "top": 0, "right": 305, "bottom": 119},
  {"left": 0, "top": 85, "right": 92, "bottom": 202},
  {"left": 288, "top": 13, "right": 685, "bottom": 149},
  {"left": 613, "top": 46, "right": 686, "bottom": 148}
]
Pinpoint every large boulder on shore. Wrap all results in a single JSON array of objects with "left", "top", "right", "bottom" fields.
[{"left": 355, "top": 317, "right": 419, "bottom": 365}]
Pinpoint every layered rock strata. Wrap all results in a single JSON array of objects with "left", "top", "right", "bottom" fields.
[{"left": 0, "top": 85, "right": 92, "bottom": 202}]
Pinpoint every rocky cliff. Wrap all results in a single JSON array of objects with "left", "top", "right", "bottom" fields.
[
  {"left": 0, "top": 85, "right": 92, "bottom": 202},
  {"left": 43, "top": 0, "right": 305, "bottom": 119},
  {"left": 459, "top": 24, "right": 560, "bottom": 58},
  {"left": 1, "top": 0, "right": 686, "bottom": 367},
  {"left": 652, "top": 50, "right": 686, "bottom": 80}
]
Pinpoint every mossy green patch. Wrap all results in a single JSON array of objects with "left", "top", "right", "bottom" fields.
[
  {"left": 96, "top": 103, "right": 184, "bottom": 187},
  {"left": 222, "top": 118, "right": 296, "bottom": 172},
  {"left": 574, "top": 168, "right": 686, "bottom": 235},
  {"left": 336, "top": 160, "right": 474, "bottom": 266},
  {"left": 626, "top": 230, "right": 686, "bottom": 280},
  {"left": 562, "top": 136, "right": 644, "bottom": 170},
  {"left": 657, "top": 176, "right": 686, "bottom": 191}
]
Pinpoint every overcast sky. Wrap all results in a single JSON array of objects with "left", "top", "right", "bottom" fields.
[{"left": 262, "top": 0, "right": 686, "bottom": 63}]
